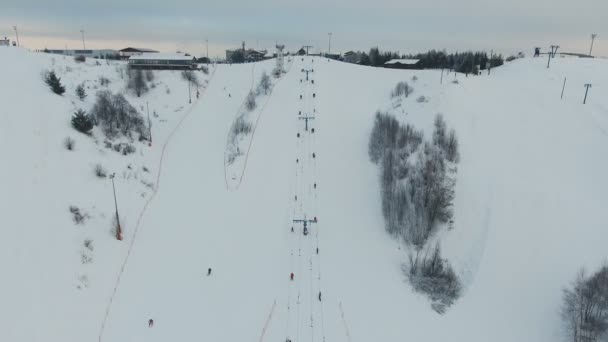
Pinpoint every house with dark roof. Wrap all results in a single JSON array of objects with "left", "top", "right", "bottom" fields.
[
  {"left": 128, "top": 53, "right": 196, "bottom": 70},
  {"left": 383, "top": 59, "right": 422, "bottom": 70},
  {"left": 119, "top": 47, "right": 159, "bottom": 59}
]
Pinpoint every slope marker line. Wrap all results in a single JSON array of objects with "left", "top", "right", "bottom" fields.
[{"left": 258, "top": 300, "right": 277, "bottom": 342}]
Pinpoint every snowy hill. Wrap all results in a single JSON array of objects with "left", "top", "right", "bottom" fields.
[{"left": 1, "top": 47, "right": 608, "bottom": 342}]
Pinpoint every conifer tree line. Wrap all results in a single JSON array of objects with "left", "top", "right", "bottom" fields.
[{"left": 353, "top": 47, "right": 504, "bottom": 73}]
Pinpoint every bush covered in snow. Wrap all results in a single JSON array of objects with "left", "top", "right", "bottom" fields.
[
  {"left": 245, "top": 91, "right": 257, "bottom": 111},
  {"left": 63, "top": 137, "right": 75, "bottom": 150},
  {"left": 391, "top": 81, "right": 413, "bottom": 98},
  {"left": 69, "top": 205, "right": 88, "bottom": 224},
  {"left": 94, "top": 164, "right": 107, "bottom": 178},
  {"left": 257, "top": 72, "right": 272, "bottom": 95},
  {"left": 99, "top": 76, "right": 110, "bottom": 87},
  {"left": 90, "top": 90, "right": 145, "bottom": 139},
  {"left": 181, "top": 70, "right": 200, "bottom": 87},
  {"left": 416, "top": 95, "right": 428, "bottom": 103},
  {"left": 76, "top": 84, "right": 87, "bottom": 100},
  {"left": 405, "top": 243, "right": 461, "bottom": 314}
]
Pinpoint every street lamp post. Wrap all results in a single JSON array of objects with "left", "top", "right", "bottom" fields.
[
  {"left": 109, "top": 173, "right": 122, "bottom": 241},
  {"left": 589, "top": 34, "right": 598, "bottom": 56},
  {"left": 12, "top": 26, "right": 19, "bottom": 47},
  {"left": 583, "top": 84, "right": 592, "bottom": 104},
  {"left": 328, "top": 33, "right": 332, "bottom": 56},
  {"left": 147, "top": 101, "right": 152, "bottom": 146},
  {"left": 80, "top": 29, "right": 86, "bottom": 50}
]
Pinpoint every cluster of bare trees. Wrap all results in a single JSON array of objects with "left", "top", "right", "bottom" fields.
[
  {"left": 226, "top": 72, "right": 273, "bottom": 165},
  {"left": 369, "top": 111, "right": 461, "bottom": 312},
  {"left": 406, "top": 243, "right": 460, "bottom": 313},
  {"left": 369, "top": 113, "right": 458, "bottom": 249},
  {"left": 90, "top": 90, "right": 146, "bottom": 139},
  {"left": 127, "top": 69, "right": 154, "bottom": 97},
  {"left": 562, "top": 265, "right": 608, "bottom": 342}
]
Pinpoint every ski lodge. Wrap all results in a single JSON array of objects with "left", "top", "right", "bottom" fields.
[
  {"left": 128, "top": 53, "right": 197, "bottom": 70},
  {"left": 383, "top": 59, "right": 422, "bottom": 70},
  {"left": 119, "top": 47, "right": 159, "bottom": 59}
]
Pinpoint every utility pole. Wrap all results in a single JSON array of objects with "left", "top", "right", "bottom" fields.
[
  {"left": 206, "top": 38, "right": 209, "bottom": 60},
  {"left": 80, "top": 29, "right": 86, "bottom": 50},
  {"left": 440, "top": 68, "right": 444, "bottom": 84},
  {"left": 547, "top": 45, "right": 559, "bottom": 68},
  {"left": 147, "top": 101, "right": 152, "bottom": 146},
  {"left": 298, "top": 113, "right": 316, "bottom": 131},
  {"left": 12, "top": 25, "right": 19, "bottom": 47},
  {"left": 188, "top": 80, "right": 192, "bottom": 104},
  {"left": 328, "top": 32, "right": 332, "bottom": 56},
  {"left": 109, "top": 173, "right": 122, "bottom": 241},
  {"left": 583, "top": 84, "right": 592, "bottom": 104},
  {"left": 488, "top": 50, "right": 493, "bottom": 75},
  {"left": 301, "top": 68, "right": 313, "bottom": 81},
  {"left": 589, "top": 34, "right": 597, "bottom": 56}
]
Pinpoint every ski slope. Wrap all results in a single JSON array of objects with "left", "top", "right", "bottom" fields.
[{"left": 2, "top": 46, "right": 608, "bottom": 342}]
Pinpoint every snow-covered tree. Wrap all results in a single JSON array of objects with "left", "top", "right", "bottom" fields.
[
  {"left": 76, "top": 84, "right": 87, "bottom": 101},
  {"left": 45, "top": 71, "right": 65, "bottom": 95},
  {"left": 71, "top": 109, "right": 94, "bottom": 134}
]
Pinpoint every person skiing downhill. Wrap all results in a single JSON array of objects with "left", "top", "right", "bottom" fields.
[
  {"left": 290, "top": 273, "right": 294, "bottom": 281},
  {"left": 148, "top": 319, "right": 154, "bottom": 328},
  {"left": 207, "top": 268, "right": 212, "bottom": 276}
]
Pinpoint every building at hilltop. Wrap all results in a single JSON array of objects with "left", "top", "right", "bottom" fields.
[
  {"left": 128, "top": 52, "right": 196, "bottom": 70},
  {"left": 119, "top": 47, "right": 159, "bottom": 59},
  {"left": 226, "top": 41, "right": 268, "bottom": 63},
  {"left": 42, "top": 48, "right": 119, "bottom": 59},
  {"left": 0, "top": 37, "right": 10, "bottom": 46},
  {"left": 383, "top": 59, "right": 422, "bottom": 70}
]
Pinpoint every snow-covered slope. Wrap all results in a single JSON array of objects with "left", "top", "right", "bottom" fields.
[{"left": 2, "top": 47, "right": 608, "bottom": 342}]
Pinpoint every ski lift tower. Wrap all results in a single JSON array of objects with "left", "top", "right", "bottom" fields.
[{"left": 276, "top": 44, "right": 285, "bottom": 73}]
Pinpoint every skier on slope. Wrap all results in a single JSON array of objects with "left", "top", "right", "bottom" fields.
[
  {"left": 207, "top": 268, "right": 212, "bottom": 276},
  {"left": 148, "top": 319, "right": 154, "bottom": 328},
  {"left": 318, "top": 291, "right": 322, "bottom": 302},
  {"left": 290, "top": 273, "right": 294, "bottom": 281}
]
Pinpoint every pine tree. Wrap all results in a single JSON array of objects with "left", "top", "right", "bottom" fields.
[
  {"left": 45, "top": 71, "right": 66, "bottom": 95},
  {"left": 76, "top": 84, "right": 87, "bottom": 101},
  {"left": 71, "top": 109, "right": 94, "bottom": 134}
]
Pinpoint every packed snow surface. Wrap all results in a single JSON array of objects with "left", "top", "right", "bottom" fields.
[{"left": 1, "top": 47, "right": 608, "bottom": 342}]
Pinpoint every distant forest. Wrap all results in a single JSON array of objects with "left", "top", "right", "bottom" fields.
[{"left": 356, "top": 47, "right": 504, "bottom": 74}]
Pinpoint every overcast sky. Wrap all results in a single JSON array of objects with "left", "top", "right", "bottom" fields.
[{"left": 1, "top": 0, "right": 605, "bottom": 58}]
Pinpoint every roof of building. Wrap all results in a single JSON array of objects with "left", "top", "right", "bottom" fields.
[
  {"left": 129, "top": 53, "right": 195, "bottom": 61},
  {"left": 385, "top": 59, "right": 420, "bottom": 65},
  {"left": 120, "top": 47, "right": 159, "bottom": 53}
]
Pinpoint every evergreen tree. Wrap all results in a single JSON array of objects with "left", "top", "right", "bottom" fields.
[
  {"left": 75, "top": 84, "right": 87, "bottom": 101},
  {"left": 71, "top": 109, "right": 94, "bottom": 134},
  {"left": 45, "top": 71, "right": 66, "bottom": 95}
]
